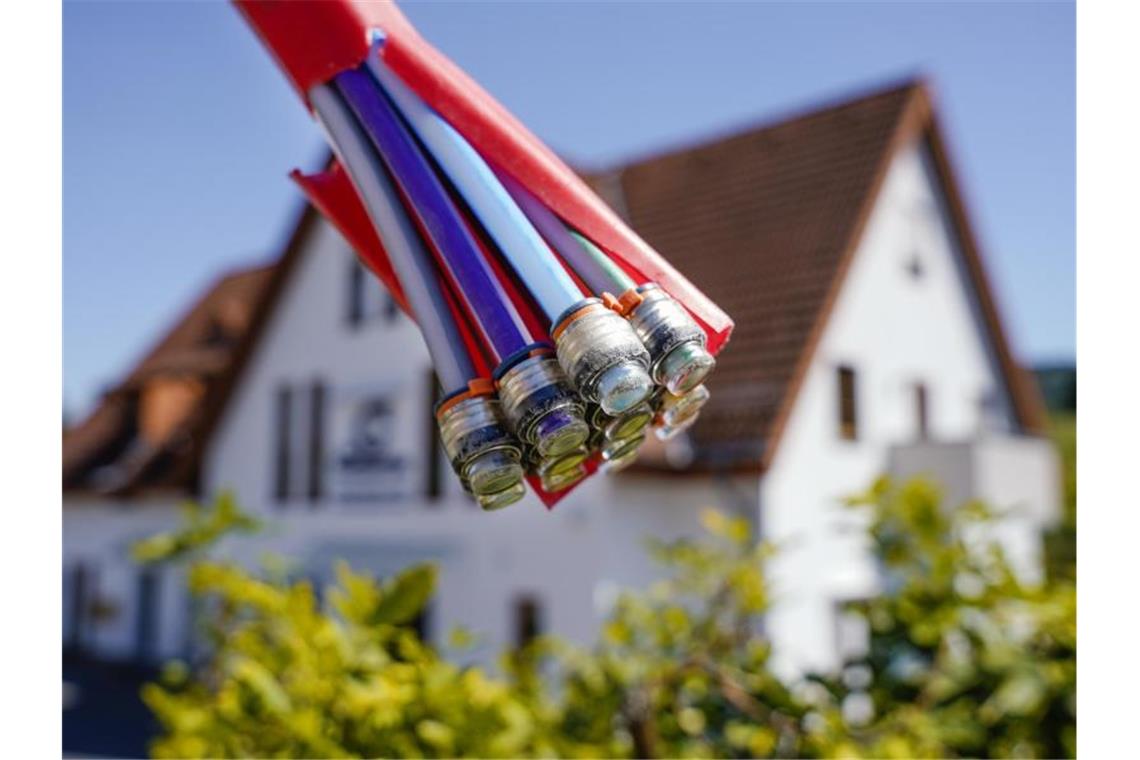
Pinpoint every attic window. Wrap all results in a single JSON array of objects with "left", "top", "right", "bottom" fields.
[{"left": 347, "top": 259, "right": 398, "bottom": 328}]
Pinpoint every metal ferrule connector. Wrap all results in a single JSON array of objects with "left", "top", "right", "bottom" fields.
[
  {"left": 628, "top": 284, "right": 716, "bottom": 396},
  {"left": 541, "top": 462, "right": 588, "bottom": 492},
  {"left": 653, "top": 384, "right": 711, "bottom": 441},
  {"left": 588, "top": 402, "right": 654, "bottom": 442},
  {"left": 518, "top": 443, "right": 585, "bottom": 491},
  {"left": 477, "top": 482, "right": 527, "bottom": 511},
  {"left": 498, "top": 354, "right": 590, "bottom": 458},
  {"left": 554, "top": 299, "right": 653, "bottom": 415},
  {"left": 437, "top": 395, "right": 525, "bottom": 503},
  {"left": 601, "top": 433, "right": 646, "bottom": 473},
  {"left": 539, "top": 446, "right": 590, "bottom": 477},
  {"left": 531, "top": 446, "right": 590, "bottom": 492}
]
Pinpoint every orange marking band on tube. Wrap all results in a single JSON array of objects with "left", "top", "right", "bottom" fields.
[{"left": 550, "top": 301, "right": 596, "bottom": 341}]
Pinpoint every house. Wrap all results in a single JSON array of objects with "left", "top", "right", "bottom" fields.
[{"left": 62, "top": 79, "right": 1058, "bottom": 677}]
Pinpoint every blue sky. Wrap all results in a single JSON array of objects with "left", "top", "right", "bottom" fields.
[{"left": 64, "top": 1, "right": 1074, "bottom": 417}]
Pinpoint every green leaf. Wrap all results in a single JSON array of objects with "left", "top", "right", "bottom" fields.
[{"left": 373, "top": 564, "right": 437, "bottom": 625}]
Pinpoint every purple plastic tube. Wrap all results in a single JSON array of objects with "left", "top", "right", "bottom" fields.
[{"left": 335, "top": 67, "right": 528, "bottom": 362}]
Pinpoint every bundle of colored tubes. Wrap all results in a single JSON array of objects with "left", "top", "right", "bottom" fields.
[
  {"left": 305, "top": 41, "right": 716, "bottom": 510},
  {"left": 237, "top": 0, "right": 734, "bottom": 515}
]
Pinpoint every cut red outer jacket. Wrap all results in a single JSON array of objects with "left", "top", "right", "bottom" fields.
[{"left": 234, "top": 0, "right": 734, "bottom": 355}]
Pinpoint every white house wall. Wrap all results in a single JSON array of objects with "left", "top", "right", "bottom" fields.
[
  {"left": 63, "top": 500, "right": 190, "bottom": 662},
  {"left": 66, "top": 138, "right": 1052, "bottom": 674},
  {"left": 203, "top": 217, "right": 740, "bottom": 659},
  {"left": 760, "top": 139, "right": 1019, "bottom": 676}
]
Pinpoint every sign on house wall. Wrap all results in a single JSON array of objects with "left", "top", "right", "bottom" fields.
[{"left": 329, "top": 381, "right": 413, "bottom": 503}]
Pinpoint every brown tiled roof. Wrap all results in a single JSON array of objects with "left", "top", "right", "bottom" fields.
[
  {"left": 125, "top": 265, "right": 276, "bottom": 385},
  {"left": 64, "top": 78, "right": 1046, "bottom": 495},
  {"left": 590, "top": 78, "right": 1045, "bottom": 470},
  {"left": 63, "top": 259, "right": 281, "bottom": 496},
  {"left": 63, "top": 196, "right": 321, "bottom": 499}
]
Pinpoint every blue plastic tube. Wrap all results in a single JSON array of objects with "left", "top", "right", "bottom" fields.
[
  {"left": 366, "top": 55, "right": 585, "bottom": 325},
  {"left": 335, "top": 67, "right": 529, "bottom": 363},
  {"left": 310, "top": 83, "right": 474, "bottom": 395}
]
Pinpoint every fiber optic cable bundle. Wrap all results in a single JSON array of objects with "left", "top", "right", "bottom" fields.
[{"left": 236, "top": 0, "right": 734, "bottom": 509}]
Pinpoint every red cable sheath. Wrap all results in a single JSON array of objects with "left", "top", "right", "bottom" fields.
[
  {"left": 292, "top": 161, "right": 492, "bottom": 378},
  {"left": 290, "top": 164, "right": 411, "bottom": 316},
  {"left": 233, "top": 0, "right": 733, "bottom": 354}
]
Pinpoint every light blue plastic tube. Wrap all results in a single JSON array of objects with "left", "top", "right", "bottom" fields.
[
  {"left": 366, "top": 55, "right": 584, "bottom": 325},
  {"left": 498, "top": 170, "right": 633, "bottom": 296}
]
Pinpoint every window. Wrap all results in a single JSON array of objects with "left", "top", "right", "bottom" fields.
[
  {"left": 347, "top": 259, "right": 399, "bottom": 328},
  {"left": 837, "top": 366, "right": 859, "bottom": 441},
  {"left": 513, "top": 595, "right": 543, "bottom": 649},
  {"left": 347, "top": 259, "right": 366, "bottom": 328},
  {"left": 913, "top": 383, "right": 929, "bottom": 440}
]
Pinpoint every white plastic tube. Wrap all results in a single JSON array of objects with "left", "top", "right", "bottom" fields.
[
  {"left": 310, "top": 83, "right": 473, "bottom": 393},
  {"left": 367, "top": 56, "right": 584, "bottom": 323}
]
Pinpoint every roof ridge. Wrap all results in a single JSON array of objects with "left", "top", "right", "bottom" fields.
[{"left": 214, "top": 259, "right": 280, "bottom": 284}]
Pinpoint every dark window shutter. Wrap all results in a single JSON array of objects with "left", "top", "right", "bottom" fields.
[
  {"left": 425, "top": 370, "right": 443, "bottom": 502},
  {"left": 838, "top": 366, "right": 858, "bottom": 441},
  {"left": 513, "top": 595, "right": 542, "bottom": 649},
  {"left": 308, "top": 380, "right": 327, "bottom": 504},
  {"left": 410, "top": 603, "right": 432, "bottom": 642},
  {"left": 274, "top": 385, "right": 293, "bottom": 503},
  {"left": 348, "top": 260, "right": 365, "bottom": 328},
  {"left": 914, "top": 383, "right": 930, "bottom": 440},
  {"left": 134, "top": 567, "right": 160, "bottom": 663}
]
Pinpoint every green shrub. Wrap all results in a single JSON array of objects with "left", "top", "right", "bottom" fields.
[{"left": 137, "top": 480, "right": 1074, "bottom": 758}]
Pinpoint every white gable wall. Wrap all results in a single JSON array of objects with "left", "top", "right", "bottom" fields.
[
  {"left": 760, "top": 139, "right": 1018, "bottom": 676},
  {"left": 205, "top": 218, "right": 439, "bottom": 509}
]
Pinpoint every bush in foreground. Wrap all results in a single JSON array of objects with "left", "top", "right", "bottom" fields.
[{"left": 135, "top": 480, "right": 1074, "bottom": 758}]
